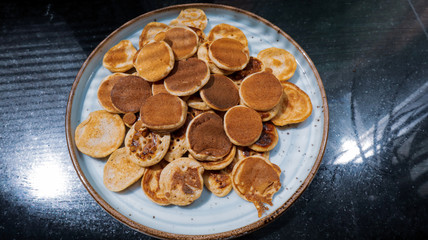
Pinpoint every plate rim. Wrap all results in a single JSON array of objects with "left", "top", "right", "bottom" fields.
[{"left": 65, "top": 3, "right": 329, "bottom": 239}]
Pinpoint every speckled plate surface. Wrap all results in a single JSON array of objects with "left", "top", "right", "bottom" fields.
[{"left": 66, "top": 3, "right": 328, "bottom": 239}]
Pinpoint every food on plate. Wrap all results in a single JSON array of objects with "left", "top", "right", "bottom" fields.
[
  {"left": 141, "top": 160, "right": 170, "bottom": 205},
  {"left": 207, "top": 23, "right": 248, "bottom": 47},
  {"left": 257, "top": 47, "right": 297, "bottom": 81},
  {"left": 208, "top": 38, "right": 250, "bottom": 71},
  {"left": 224, "top": 105, "right": 263, "bottom": 146},
  {"left": 134, "top": 41, "right": 174, "bottom": 82},
  {"left": 235, "top": 146, "right": 270, "bottom": 162},
  {"left": 249, "top": 122, "right": 279, "bottom": 152},
  {"left": 110, "top": 75, "right": 152, "bottom": 113},
  {"left": 102, "top": 40, "right": 137, "bottom": 72},
  {"left": 159, "top": 157, "right": 204, "bottom": 206},
  {"left": 187, "top": 94, "right": 211, "bottom": 110},
  {"left": 139, "top": 22, "right": 170, "bottom": 48},
  {"left": 203, "top": 170, "right": 233, "bottom": 197},
  {"left": 197, "top": 145, "right": 236, "bottom": 171},
  {"left": 103, "top": 148, "right": 145, "bottom": 192},
  {"left": 164, "top": 26, "right": 199, "bottom": 60},
  {"left": 229, "top": 56, "right": 265, "bottom": 85},
  {"left": 97, "top": 73, "right": 128, "bottom": 113},
  {"left": 122, "top": 112, "right": 137, "bottom": 128},
  {"left": 75, "top": 110, "right": 125, "bottom": 158},
  {"left": 272, "top": 81, "right": 313, "bottom": 126},
  {"left": 170, "top": 8, "right": 208, "bottom": 30},
  {"left": 257, "top": 102, "right": 282, "bottom": 122},
  {"left": 239, "top": 71, "right": 283, "bottom": 111},
  {"left": 197, "top": 41, "right": 233, "bottom": 75},
  {"left": 200, "top": 74, "right": 240, "bottom": 111},
  {"left": 231, "top": 156, "right": 281, "bottom": 217},
  {"left": 163, "top": 114, "right": 191, "bottom": 162}
]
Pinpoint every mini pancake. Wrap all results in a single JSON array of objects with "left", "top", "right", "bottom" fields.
[
  {"left": 236, "top": 146, "right": 270, "bottom": 162},
  {"left": 200, "top": 74, "right": 240, "bottom": 111},
  {"left": 257, "top": 47, "right": 297, "bottom": 81},
  {"left": 140, "top": 93, "right": 187, "bottom": 132},
  {"left": 229, "top": 57, "right": 265, "bottom": 84},
  {"left": 163, "top": 113, "right": 192, "bottom": 162},
  {"left": 186, "top": 111, "right": 232, "bottom": 161},
  {"left": 197, "top": 42, "right": 233, "bottom": 75},
  {"left": 187, "top": 94, "right": 211, "bottom": 111},
  {"left": 272, "top": 82, "right": 312, "bottom": 126},
  {"left": 224, "top": 105, "right": 263, "bottom": 146},
  {"left": 75, "top": 110, "right": 125, "bottom": 158},
  {"left": 189, "top": 27, "right": 207, "bottom": 45},
  {"left": 159, "top": 157, "right": 204, "bottom": 206},
  {"left": 97, "top": 73, "right": 128, "bottom": 113},
  {"left": 151, "top": 80, "right": 169, "bottom": 95},
  {"left": 239, "top": 71, "right": 283, "bottom": 111},
  {"left": 164, "top": 26, "right": 199, "bottom": 60},
  {"left": 188, "top": 107, "right": 208, "bottom": 118},
  {"left": 141, "top": 160, "right": 170, "bottom": 205},
  {"left": 125, "top": 123, "right": 171, "bottom": 167},
  {"left": 134, "top": 41, "right": 174, "bottom": 82},
  {"left": 139, "top": 22, "right": 170, "bottom": 48},
  {"left": 110, "top": 75, "right": 152, "bottom": 113},
  {"left": 103, "top": 40, "right": 137, "bottom": 73},
  {"left": 249, "top": 122, "right": 279, "bottom": 152},
  {"left": 209, "top": 38, "right": 250, "bottom": 71},
  {"left": 122, "top": 112, "right": 137, "bottom": 128},
  {"left": 169, "top": 8, "right": 208, "bottom": 30},
  {"left": 207, "top": 23, "right": 248, "bottom": 47},
  {"left": 257, "top": 101, "right": 281, "bottom": 122},
  {"left": 103, "top": 148, "right": 145, "bottom": 192},
  {"left": 163, "top": 58, "right": 210, "bottom": 96},
  {"left": 199, "top": 145, "right": 236, "bottom": 171},
  {"left": 231, "top": 156, "right": 281, "bottom": 217},
  {"left": 203, "top": 170, "right": 233, "bottom": 197}
]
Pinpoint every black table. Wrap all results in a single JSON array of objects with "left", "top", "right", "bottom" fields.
[{"left": 1, "top": 0, "right": 427, "bottom": 239}]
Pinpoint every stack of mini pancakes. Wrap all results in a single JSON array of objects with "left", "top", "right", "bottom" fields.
[{"left": 74, "top": 8, "right": 312, "bottom": 217}]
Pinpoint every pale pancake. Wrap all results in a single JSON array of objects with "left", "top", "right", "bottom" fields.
[
  {"left": 209, "top": 38, "right": 250, "bottom": 71},
  {"left": 141, "top": 160, "right": 170, "bottom": 205},
  {"left": 257, "top": 100, "right": 281, "bottom": 122},
  {"left": 97, "top": 73, "right": 128, "bottom": 113},
  {"left": 271, "top": 82, "right": 313, "bottom": 126},
  {"left": 125, "top": 123, "right": 171, "bottom": 167},
  {"left": 199, "top": 145, "right": 236, "bottom": 171},
  {"left": 239, "top": 71, "right": 283, "bottom": 111},
  {"left": 164, "top": 58, "right": 210, "bottom": 96},
  {"left": 197, "top": 42, "right": 233, "bottom": 75},
  {"left": 236, "top": 146, "right": 270, "bottom": 162},
  {"left": 187, "top": 94, "right": 211, "bottom": 110},
  {"left": 229, "top": 57, "right": 265, "bottom": 84},
  {"left": 75, "top": 110, "right": 125, "bottom": 158},
  {"left": 257, "top": 47, "right": 297, "bottom": 81},
  {"left": 122, "top": 112, "right": 137, "bottom": 128},
  {"left": 140, "top": 93, "right": 188, "bottom": 132},
  {"left": 164, "top": 26, "right": 199, "bottom": 60},
  {"left": 110, "top": 75, "right": 152, "bottom": 113},
  {"left": 103, "top": 148, "right": 145, "bottom": 192},
  {"left": 134, "top": 41, "right": 174, "bottom": 82},
  {"left": 207, "top": 23, "right": 248, "bottom": 47},
  {"left": 159, "top": 157, "right": 204, "bottom": 206},
  {"left": 163, "top": 114, "right": 192, "bottom": 162},
  {"left": 186, "top": 111, "right": 232, "bottom": 161},
  {"left": 139, "top": 22, "right": 170, "bottom": 48},
  {"left": 249, "top": 122, "right": 279, "bottom": 152},
  {"left": 103, "top": 40, "right": 137, "bottom": 73},
  {"left": 231, "top": 156, "right": 281, "bottom": 217},
  {"left": 224, "top": 105, "right": 263, "bottom": 146},
  {"left": 169, "top": 8, "right": 208, "bottom": 30},
  {"left": 203, "top": 170, "right": 233, "bottom": 197},
  {"left": 200, "top": 74, "right": 240, "bottom": 111},
  {"left": 151, "top": 80, "right": 169, "bottom": 95}
]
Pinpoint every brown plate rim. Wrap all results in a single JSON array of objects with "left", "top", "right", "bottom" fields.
[{"left": 65, "top": 3, "right": 329, "bottom": 239}]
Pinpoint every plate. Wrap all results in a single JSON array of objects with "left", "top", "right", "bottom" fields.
[{"left": 66, "top": 3, "right": 328, "bottom": 239}]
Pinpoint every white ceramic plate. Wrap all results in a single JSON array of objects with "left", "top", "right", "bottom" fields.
[{"left": 66, "top": 3, "right": 328, "bottom": 239}]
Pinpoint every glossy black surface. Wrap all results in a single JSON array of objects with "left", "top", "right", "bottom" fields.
[{"left": 1, "top": 0, "right": 427, "bottom": 239}]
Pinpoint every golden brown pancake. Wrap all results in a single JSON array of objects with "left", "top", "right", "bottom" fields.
[
  {"left": 271, "top": 82, "right": 312, "bottom": 126},
  {"left": 236, "top": 146, "right": 270, "bottom": 162},
  {"left": 188, "top": 106, "right": 208, "bottom": 118},
  {"left": 187, "top": 94, "right": 211, "bottom": 110},
  {"left": 141, "top": 160, "right": 170, "bottom": 205},
  {"left": 257, "top": 101, "right": 281, "bottom": 122},
  {"left": 110, "top": 75, "right": 152, "bottom": 113},
  {"left": 203, "top": 170, "right": 233, "bottom": 197},
  {"left": 249, "top": 122, "right": 279, "bottom": 152},
  {"left": 209, "top": 38, "right": 250, "bottom": 71},
  {"left": 257, "top": 47, "right": 297, "bottom": 81},
  {"left": 229, "top": 57, "right": 265, "bottom": 83},
  {"left": 186, "top": 111, "right": 232, "bottom": 161},
  {"left": 122, "top": 112, "right": 137, "bottom": 128},
  {"left": 200, "top": 74, "right": 240, "bottom": 111},
  {"left": 75, "top": 110, "right": 125, "bottom": 158},
  {"left": 159, "top": 157, "right": 204, "bottom": 206},
  {"left": 239, "top": 71, "right": 283, "bottom": 111},
  {"left": 207, "top": 23, "right": 248, "bottom": 47},
  {"left": 134, "top": 41, "right": 174, "bottom": 82},
  {"left": 231, "top": 156, "right": 281, "bottom": 217},
  {"left": 197, "top": 41, "right": 233, "bottom": 75},
  {"left": 125, "top": 123, "right": 171, "bottom": 167},
  {"left": 198, "top": 145, "right": 236, "bottom": 171},
  {"left": 103, "top": 40, "right": 137, "bottom": 73},
  {"left": 151, "top": 80, "right": 169, "bottom": 95},
  {"left": 188, "top": 27, "right": 207, "bottom": 45},
  {"left": 169, "top": 8, "right": 208, "bottom": 30},
  {"left": 164, "top": 58, "right": 210, "bottom": 96},
  {"left": 103, "top": 148, "right": 145, "bottom": 192},
  {"left": 164, "top": 26, "right": 199, "bottom": 60},
  {"left": 163, "top": 113, "right": 192, "bottom": 162},
  {"left": 139, "top": 22, "right": 170, "bottom": 48},
  {"left": 97, "top": 73, "right": 128, "bottom": 113},
  {"left": 224, "top": 105, "right": 263, "bottom": 146}
]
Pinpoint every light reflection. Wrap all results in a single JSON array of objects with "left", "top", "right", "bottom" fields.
[{"left": 29, "top": 161, "right": 67, "bottom": 199}]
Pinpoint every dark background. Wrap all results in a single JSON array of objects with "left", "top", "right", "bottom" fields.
[{"left": 1, "top": 0, "right": 427, "bottom": 239}]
